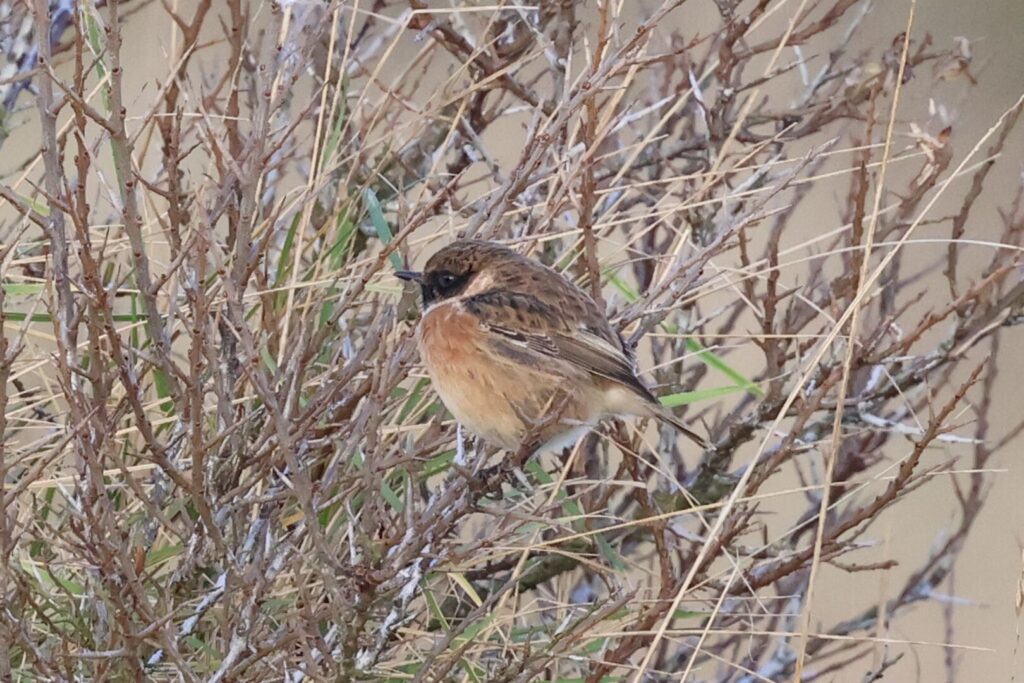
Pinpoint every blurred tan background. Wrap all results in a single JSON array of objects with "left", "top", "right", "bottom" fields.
[{"left": 818, "top": 2, "right": 1024, "bottom": 681}]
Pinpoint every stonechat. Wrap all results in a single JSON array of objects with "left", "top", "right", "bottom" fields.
[{"left": 397, "top": 240, "right": 706, "bottom": 452}]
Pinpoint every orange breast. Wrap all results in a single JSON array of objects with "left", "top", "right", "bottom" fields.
[{"left": 416, "top": 302, "right": 602, "bottom": 450}]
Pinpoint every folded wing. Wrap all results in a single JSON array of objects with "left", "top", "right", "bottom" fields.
[{"left": 462, "top": 289, "right": 658, "bottom": 404}]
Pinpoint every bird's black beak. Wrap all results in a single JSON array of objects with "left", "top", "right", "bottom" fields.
[{"left": 395, "top": 270, "right": 424, "bottom": 284}]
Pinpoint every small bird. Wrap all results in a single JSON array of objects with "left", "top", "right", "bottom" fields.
[{"left": 396, "top": 240, "right": 706, "bottom": 453}]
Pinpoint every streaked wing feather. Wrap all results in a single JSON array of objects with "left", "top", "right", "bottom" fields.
[
  {"left": 549, "top": 332, "right": 656, "bottom": 401},
  {"left": 464, "top": 290, "right": 655, "bottom": 402}
]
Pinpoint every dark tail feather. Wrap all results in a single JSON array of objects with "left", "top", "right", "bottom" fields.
[{"left": 652, "top": 408, "right": 708, "bottom": 449}]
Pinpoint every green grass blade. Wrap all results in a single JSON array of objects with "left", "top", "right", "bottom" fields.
[
  {"left": 273, "top": 213, "right": 302, "bottom": 291},
  {"left": 684, "top": 337, "right": 763, "bottom": 397},
  {"left": 397, "top": 378, "right": 430, "bottom": 423},
  {"left": 1, "top": 283, "right": 45, "bottom": 295},
  {"left": 318, "top": 84, "right": 348, "bottom": 174},
  {"left": 423, "top": 585, "right": 449, "bottom": 630},
  {"left": 379, "top": 475, "right": 405, "bottom": 513},
  {"left": 363, "top": 188, "right": 402, "bottom": 270},
  {"left": 658, "top": 384, "right": 750, "bottom": 408},
  {"left": 319, "top": 212, "right": 358, "bottom": 328}
]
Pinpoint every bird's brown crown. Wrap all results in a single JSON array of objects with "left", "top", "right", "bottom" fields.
[{"left": 398, "top": 240, "right": 537, "bottom": 307}]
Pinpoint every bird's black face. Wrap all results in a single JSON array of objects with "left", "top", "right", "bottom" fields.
[
  {"left": 397, "top": 240, "right": 515, "bottom": 308},
  {"left": 396, "top": 268, "right": 472, "bottom": 307}
]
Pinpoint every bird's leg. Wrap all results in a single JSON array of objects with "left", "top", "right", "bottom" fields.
[
  {"left": 454, "top": 424, "right": 467, "bottom": 466},
  {"left": 470, "top": 434, "right": 487, "bottom": 475},
  {"left": 451, "top": 426, "right": 494, "bottom": 494}
]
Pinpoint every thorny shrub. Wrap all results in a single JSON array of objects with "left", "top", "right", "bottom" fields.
[{"left": 0, "top": 1, "right": 1022, "bottom": 681}]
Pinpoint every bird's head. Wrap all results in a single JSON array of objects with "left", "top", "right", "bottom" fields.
[{"left": 396, "top": 240, "right": 522, "bottom": 308}]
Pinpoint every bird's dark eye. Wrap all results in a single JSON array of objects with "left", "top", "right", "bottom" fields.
[{"left": 421, "top": 270, "right": 467, "bottom": 306}]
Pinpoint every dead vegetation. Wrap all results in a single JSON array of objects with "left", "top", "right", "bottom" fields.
[{"left": 0, "top": 0, "right": 1022, "bottom": 680}]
